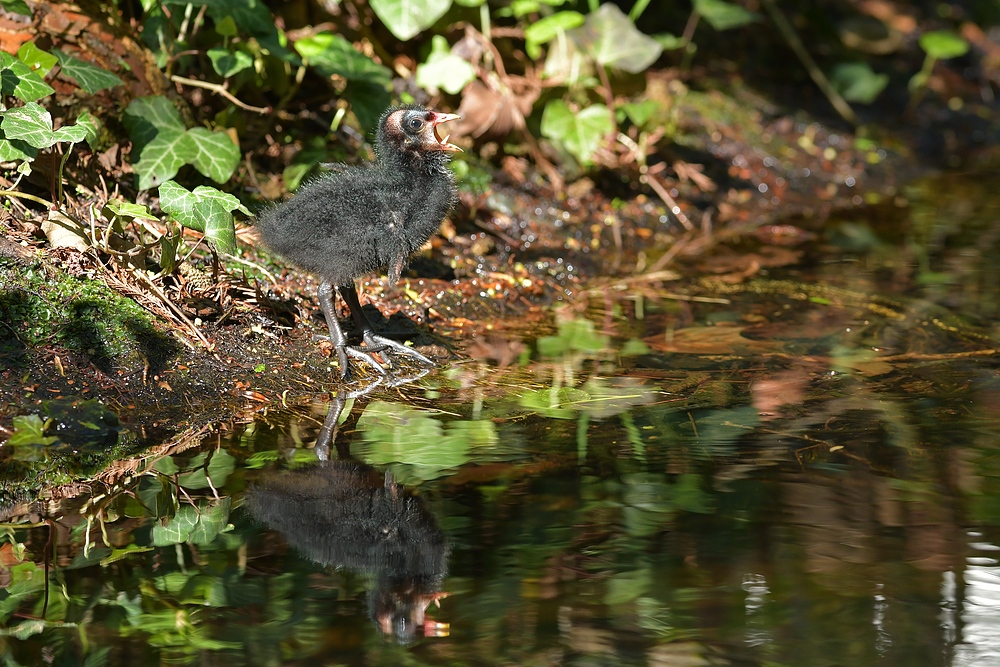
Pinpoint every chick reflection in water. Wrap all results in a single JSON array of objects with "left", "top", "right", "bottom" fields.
[
  {"left": 247, "top": 375, "right": 449, "bottom": 640},
  {"left": 246, "top": 458, "right": 449, "bottom": 641}
]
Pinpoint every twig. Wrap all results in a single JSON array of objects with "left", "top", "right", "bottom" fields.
[
  {"left": 170, "top": 75, "right": 271, "bottom": 114},
  {"left": 642, "top": 171, "right": 694, "bottom": 231},
  {"left": 130, "top": 267, "right": 215, "bottom": 350},
  {"left": 759, "top": 0, "right": 858, "bottom": 125}
]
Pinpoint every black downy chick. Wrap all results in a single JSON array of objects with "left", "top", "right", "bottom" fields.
[{"left": 257, "top": 105, "right": 461, "bottom": 380}]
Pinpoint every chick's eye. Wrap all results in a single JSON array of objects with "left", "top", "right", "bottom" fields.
[{"left": 406, "top": 116, "right": 423, "bottom": 131}]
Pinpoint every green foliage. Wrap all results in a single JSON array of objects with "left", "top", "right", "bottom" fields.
[
  {"left": 2, "top": 102, "right": 87, "bottom": 148},
  {"left": 370, "top": 0, "right": 452, "bottom": 40},
  {"left": 573, "top": 3, "right": 663, "bottom": 73},
  {"left": 8, "top": 415, "right": 58, "bottom": 447},
  {"left": 16, "top": 42, "right": 57, "bottom": 76},
  {"left": 207, "top": 47, "right": 253, "bottom": 77},
  {"left": 124, "top": 96, "right": 240, "bottom": 190},
  {"left": 540, "top": 101, "right": 614, "bottom": 166},
  {"left": 918, "top": 30, "right": 970, "bottom": 60},
  {"left": 53, "top": 50, "right": 124, "bottom": 94},
  {"left": 158, "top": 180, "right": 250, "bottom": 254},
  {"left": 524, "top": 11, "right": 585, "bottom": 60},
  {"left": 0, "top": 51, "right": 55, "bottom": 102},
  {"left": 830, "top": 62, "right": 889, "bottom": 104},
  {"left": 694, "top": 0, "right": 759, "bottom": 31},
  {"left": 416, "top": 35, "right": 476, "bottom": 95}
]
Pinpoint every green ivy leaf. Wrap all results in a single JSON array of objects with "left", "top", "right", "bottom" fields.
[
  {"left": 124, "top": 96, "right": 185, "bottom": 156},
  {"left": 76, "top": 110, "right": 101, "bottom": 149},
  {"left": 1, "top": 102, "right": 87, "bottom": 149},
  {"left": 0, "top": 52, "right": 55, "bottom": 102},
  {"left": 369, "top": 0, "right": 451, "bottom": 41},
  {"left": 53, "top": 50, "right": 123, "bottom": 94},
  {"left": 186, "top": 127, "right": 240, "bottom": 183},
  {"left": 694, "top": 0, "right": 759, "bottom": 31},
  {"left": 345, "top": 80, "right": 392, "bottom": 134},
  {"left": 918, "top": 30, "right": 969, "bottom": 60},
  {"left": 573, "top": 3, "right": 662, "bottom": 73},
  {"left": 207, "top": 47, "right": 253, "bottom": 77},
  {"left": 0, "top": 131, "right": 36, "bottom": 162},
  {"left": 829, "top": 62, "right": 889, "bottom": 104},
  {"left": 540, "top": 101, "right": 613, "bottom": 166},
  {"left": 134, "top": 127, "right": 192, "bottom": 190},
  {"left": 0, "top": 0, "right": 30, "bottom": 16},
  {"left": 416, "top": 35, "right": 476, "bottom": 95},
  {"left": 159, "top": 180, "right": 247, "bottom": 253},
  {"left": 16, "top": 43, "right": 57, "bottom": 76},
  {"left": 295, "top": 33, "right": 392, "bottom": 85},
  {"left": 524, "top": 11, "right": 585, "bottom": 60}
]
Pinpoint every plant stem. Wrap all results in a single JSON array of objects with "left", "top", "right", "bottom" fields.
[
  {"left": 629, "top": 0, "right": 652, "bottom": 22},
  {"left": 760, "top": 0, "right": 858, "bottom": 125},
  {"left": 0, "top": 190, "right": 56, "bottom": 208}
]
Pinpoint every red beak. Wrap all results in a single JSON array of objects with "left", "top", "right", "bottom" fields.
[{"left": 429, "top": 112, "right": 462, "bottom": 152}]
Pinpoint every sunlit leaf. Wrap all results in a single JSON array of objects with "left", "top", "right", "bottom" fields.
[
  {"left": 654, "top": 33, "right": 686, "bottom": 50},
  {"left": 186, "top": 127, "right": 240, "bottom": 183},
  {"left": 158, "top": 180, "right": 247, "bottom": 253},
  {"left": 76, "top": 109, "right": 101, "bottom": 149},
  {"left": 1, "top": 102, "right": 87, "bottom": 149},
  {"left": 416, "top": 35, "right": 476, "bottom": 95},
  {"left": 918, "top": 30, "right": 969, "bottom": 60},
  {"left": 295, "top": 32, "right": 392, "bottom": 85},
  {"left": 0, "top": 52, "right": 55, "bottom": 102},
  {"left": 617, "top": 99, "right": 660, "bottom": 129},
  {"left": 53, "top": 50, "right": 123, "bottom": 94},
  {"left": 693, "top": 0, "right": 759, "bottom": 31},
  {"left": 207, "top": 47, "right": 253, "bottom": 77},
  {"left": 134, "top": 127, "right": 191, "bottom": 190},
  {"left": 572, "top": 3, "right": 662, "bottom": 73},
  {"left": 541, "top": 101, "right": 614, "bottom": 166},
  {"left": 524, "top": 11, "right": 585, "bottom": 60},
  {"left": 370, "top": 0, "right": 451, "bottom": 41},
  {"left": 16, "top": 43, "right": 57, "bottom": 76},
  {"left": 829, "top": 62, "right": 889, "bottom": 104}
]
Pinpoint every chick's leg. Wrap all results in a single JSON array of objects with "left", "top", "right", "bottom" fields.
[{"left": 339, "top": 282, "right": 434, "bottom": 370}]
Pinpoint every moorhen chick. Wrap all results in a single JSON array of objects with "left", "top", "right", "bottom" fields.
[{"left": 257, "top": 105, "right": 461, "bottom": 380}]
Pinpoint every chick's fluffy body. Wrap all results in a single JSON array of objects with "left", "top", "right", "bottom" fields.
[{"left": 257, "top": 106, "right": 457, "bottom": 286}]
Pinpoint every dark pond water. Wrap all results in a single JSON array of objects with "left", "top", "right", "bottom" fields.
[{"left": 3, "top": 174, "right": 1000, "bottom": 666}]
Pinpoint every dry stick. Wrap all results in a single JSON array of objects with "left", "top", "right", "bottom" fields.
[
  {"left": 643, "top": 171, "right": 694, "bottom": 231},
  {"left": 130, "top": 267, "right": 214, "bottom": 350},
  {"left": 759, "top": 0, "right": 858, "bottom": 125},
  {"left": 170, "top": 75, "right": 271, "bottom": 114}
]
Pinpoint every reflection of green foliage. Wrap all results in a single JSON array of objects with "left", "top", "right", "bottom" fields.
[
  {"left": 537, "top": 317, "right": 610, "bottom": 357},
  {"left": 151, "top": 498, "right": 233, "bottom": 546},
  {"left": 355, "top": 401, "right": 498, "bottom": 482}
]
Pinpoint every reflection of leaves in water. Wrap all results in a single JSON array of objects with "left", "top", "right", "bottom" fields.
[
  {"left": 356, "top": 401, "right": 498, "bottom": 482},
  {"left": 520, "top": 378, "right": 654, "bottom": 420},
  {"left": 151, "top": 498, "right": 232, "bottom": 546},
  {"left": 154, "top": 450, "right": 235, "bottom": 490},
  {"left": 537, "top": 317, "right": 610, "bottom": 357},
  {"left": 693, "top": 406, "right": 760, "bottom": 456},
  {"left": 604, "top": 566, "right": 651, "bottom": 605},
  {"left": 621, "top": 472, "right": 713, "bottom": 537}
]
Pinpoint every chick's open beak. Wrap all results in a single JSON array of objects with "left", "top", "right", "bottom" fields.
[{"left": 428, "top": 112, "right": 462, "bottom": 152}]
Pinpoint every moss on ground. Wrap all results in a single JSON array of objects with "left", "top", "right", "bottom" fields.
[{"left": 0, "top": 255, "right": 177, "bottom": 376}]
